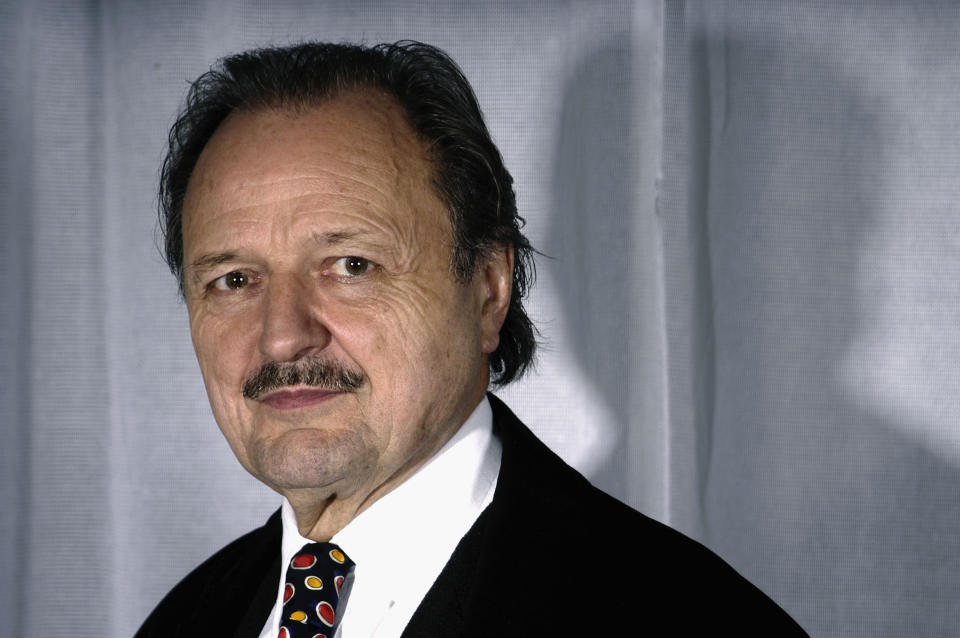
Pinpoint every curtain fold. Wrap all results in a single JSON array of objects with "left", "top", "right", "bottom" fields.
[
  {"left": 0, "top": 2, "right": 31, "bottom": 632},
  {"left": 3, "top": 1, "right": 112, "bottom": 633}
]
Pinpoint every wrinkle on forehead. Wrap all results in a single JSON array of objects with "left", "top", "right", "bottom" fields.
[
  {"left": 187, "top": 89, "right": 432, "bottom": 196},
  {"left": 182, "top": 89, "right": 453, "bottom": 277}
]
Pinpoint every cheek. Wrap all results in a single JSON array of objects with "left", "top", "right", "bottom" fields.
[
  {"left": 189, "top": 310, "right": 262, "bottom": 463},
  {"left": 326, "top": 278, "right": 469, "bottom": 363},
  {"left": 189, "top": 307, "right": 258, "bottom": 396}
]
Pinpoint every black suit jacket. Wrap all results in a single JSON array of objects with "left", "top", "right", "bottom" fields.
[{"left": 137, "top": 395, "right": 806, "bottom": 636}]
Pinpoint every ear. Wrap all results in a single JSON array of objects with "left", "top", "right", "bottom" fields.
[{"left": 477, "top": 244, "right": 514, "bottom": 355}]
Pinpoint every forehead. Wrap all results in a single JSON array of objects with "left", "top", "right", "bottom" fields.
[{"left": 181, "top": 90, "right": 447, "bottom": 254}]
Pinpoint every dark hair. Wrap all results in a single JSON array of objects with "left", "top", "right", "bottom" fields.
[{"left": 160, "top": 41, "right": 535, "bottom": 385}]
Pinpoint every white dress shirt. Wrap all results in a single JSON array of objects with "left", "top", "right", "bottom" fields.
[{"left": 258, "top": 397, "right": 501, "bottom": 638}]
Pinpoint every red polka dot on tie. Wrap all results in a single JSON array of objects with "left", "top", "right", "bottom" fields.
[
  {"left": 316, "top": 601, "right": 335, "bottom": 626},
  {"left": 291, "top": 553, "right": 318, "bottom": 569},
  {"left": 335, "top": 575, "right": 344, "bottom": 595},
  {"left": 311, "top": 634, "right": 328, "bottom": 638},
  {"left": 278, "top": 627, "right": 290, "bottom": 638},
  {"left": 283, "top": 583, "right": 294, "bottom": 603}
]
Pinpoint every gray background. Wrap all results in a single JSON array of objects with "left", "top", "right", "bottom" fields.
[{"left": 3, "top": 1, "right": 959, "bottom": 635}]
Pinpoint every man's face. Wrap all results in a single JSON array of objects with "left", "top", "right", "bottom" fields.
[{"left": 181, "top": 91, "right": 509, "bottom": 507}]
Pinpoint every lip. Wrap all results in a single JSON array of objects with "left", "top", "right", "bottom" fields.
[{"left": 257, "top": 388, "right": 342, "bottom": 410}]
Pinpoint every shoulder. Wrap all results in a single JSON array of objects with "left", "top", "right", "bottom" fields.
[
  {"left": 484, "top": 395, "right": 807, "bottom": 634},
  {"left": 135, "top": 509, "right": 281, "bottom": 637}
]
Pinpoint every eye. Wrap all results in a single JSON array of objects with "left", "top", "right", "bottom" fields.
[
  {"left": 329, "top": 256, "right": 374, "bottom": 277},
  {"left": 211, "top": 271, "right": 252, "bottom": 291}
]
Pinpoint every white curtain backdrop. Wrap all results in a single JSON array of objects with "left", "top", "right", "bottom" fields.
[{"left": 4, "top": 1, "right": 960, "bottom": 636}]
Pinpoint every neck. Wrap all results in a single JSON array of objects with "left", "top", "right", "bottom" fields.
[{"left": 284, "top": 393, "right": 486, "bottom": 541}]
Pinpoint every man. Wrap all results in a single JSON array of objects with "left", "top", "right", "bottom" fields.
[{"left": 137, "top": 41, "right": 806, "bottom": 636}]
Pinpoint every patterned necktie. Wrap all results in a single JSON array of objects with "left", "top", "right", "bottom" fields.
[{"left": 279, "top": 542, "right": 355, "bottom": 638}]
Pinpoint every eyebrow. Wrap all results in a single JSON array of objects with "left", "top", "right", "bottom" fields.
[
  {"left": 312, "top": 229, "right": 374, "bottom": 246},
  {"left": 188, "top": 252, "right": 237, "bottom": 273},
  {"left": 187, "top": 229, "right": 380, "bottom": 271}
]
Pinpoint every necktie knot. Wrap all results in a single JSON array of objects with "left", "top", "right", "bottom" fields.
[{"left": 279, "top": 542, "right": 355, "bottom": 638}]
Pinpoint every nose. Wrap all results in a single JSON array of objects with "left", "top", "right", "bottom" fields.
[{"left": 258, "top": 273, "right": 330, "bottom": 362}]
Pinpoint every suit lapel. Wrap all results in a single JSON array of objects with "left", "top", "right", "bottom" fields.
[
  {"left": 402, "top": 393, "right": 584, "bottom": 637},
  {"left": 233, "top": 551, "right": 282, "bottom": 638}
]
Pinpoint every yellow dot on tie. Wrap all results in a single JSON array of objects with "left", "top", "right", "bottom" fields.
[
  {"left": 289, "top": 610, "right": 307, "bottom": 623},
  {"left": 305, "top": 575, "right": 323, "bottom": 589},
  {"left": 330, "top": 549, "right": 345, "bottom": 563}
]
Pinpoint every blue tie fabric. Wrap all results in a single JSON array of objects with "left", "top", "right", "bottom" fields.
[{"left": 278, "top": 542, "right": 355, "bottom": 638}]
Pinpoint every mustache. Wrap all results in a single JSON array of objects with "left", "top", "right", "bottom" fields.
[{"left": 242, "top": 357, "right": 365, "bottom": 400}]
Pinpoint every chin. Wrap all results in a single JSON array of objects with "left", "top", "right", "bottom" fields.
[{"left": 250, "top": 425, "right": 378, "bottom": 492}]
